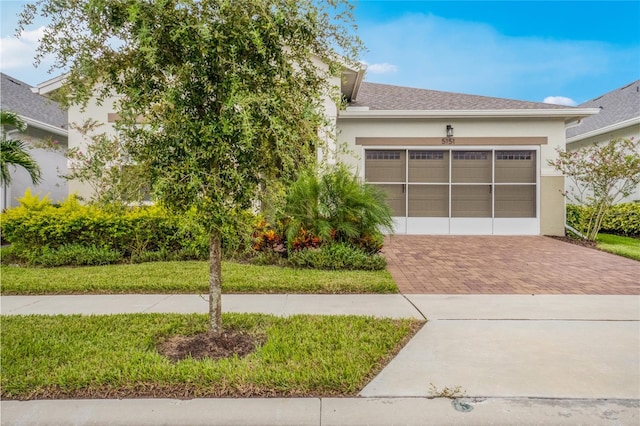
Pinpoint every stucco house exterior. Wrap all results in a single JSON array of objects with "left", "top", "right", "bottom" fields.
[
  {"left": 33, "top": 67, "right": 599, "bottom": 236},
  {"left": 566, "top": 80, "right": 640, "bottom": 203},
  {"left": 339, "top": 79, "right": 598, "bottom": 236},
  {"left": 0, "top": 73, "right": 68, "bottom": 210}
]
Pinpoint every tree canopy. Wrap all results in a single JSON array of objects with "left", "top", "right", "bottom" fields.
[{"left": 19, "top": 0, "right": 363, "bottom": 336}]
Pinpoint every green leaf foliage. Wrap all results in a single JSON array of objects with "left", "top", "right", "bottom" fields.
[
  {"left": 18, "top": 0, "right": 363, "bottom": 334},
  {"left": 549, "top": 138, "right": 640, "bottom": 240},
  {"left": 1, "top": 110, "right": 42, "bottom": 185},
  {"left": 288, "top": 243, "right": 387, "bottom": 271},
  {"left": 18, "top": 0, "right": 363, "bottom": 236},
  {"left": 568, "top": 203, "right": 640, "bottom": 238},
  {"left": 284, "top": 164, "right": 393, "bottom": 251},
  {"left": 0, "top": 190, "right": 211, "bottom": 264}
]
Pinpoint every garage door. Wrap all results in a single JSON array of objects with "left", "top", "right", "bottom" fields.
[{"left": 365, "top": 148, "right": 538, "bottom": 235}]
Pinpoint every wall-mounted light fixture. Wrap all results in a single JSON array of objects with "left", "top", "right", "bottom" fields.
[{"left": 446, "top": 125, "right": 454, "bottom": 137}]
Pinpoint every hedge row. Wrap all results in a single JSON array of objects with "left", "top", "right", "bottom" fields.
[
  {"left": 0, "top": 192, "right": 386, "bottom": 270},
  {"left": 0, "top": 192, "right": 210, "bottom": 263},
  {"left": 567, "top": 203, "right": 640, "bottom": 237}
]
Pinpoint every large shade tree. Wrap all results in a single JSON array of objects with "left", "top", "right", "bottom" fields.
[{"left": 19, "top": 0, "right": 362, "bottom": 336}]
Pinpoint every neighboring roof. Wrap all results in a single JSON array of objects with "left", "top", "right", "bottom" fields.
[
  {"left": 566, "top": 79, "right": 640, "bottom": 140},
  {"left": 350, "top": 82, "right": 569, "bottom": 111},
  {"left": 0, "top": 73, "right": 67, "bottom": 133}
]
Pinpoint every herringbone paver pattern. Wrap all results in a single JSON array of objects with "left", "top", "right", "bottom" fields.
[{"left": 382, "top": 236, "right": 640, "bottom": 294}]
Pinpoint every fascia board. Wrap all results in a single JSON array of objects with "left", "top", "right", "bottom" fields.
[
  {"left": 31, "top": 74, "right": 67, "bottom": 95},
  {"left": 566, "top": 116, "right": 640, "bottom": 144},
  {"left": 338, "top": 108, "right": 601, "bottom": 120},
  {"left": 20, "top": 115, "right": 68, "bottom": 137}
]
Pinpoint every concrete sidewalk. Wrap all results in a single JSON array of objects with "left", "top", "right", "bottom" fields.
[
  {"left": 2, "top": 294, "right": 639, "bottom": 425},
  {"left": 2, "top": 397, "right": 638, "bottom": 426}
]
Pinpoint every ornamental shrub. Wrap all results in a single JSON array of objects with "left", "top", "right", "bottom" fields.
[
  {"left": 283, "top": 164, "right": 393, "bottom": 252},
  {"left": 601, "top": 203, "right": 640, "bottom": 237},
  {"left": 567, "top": 203, "right": 640, "bottom": 237},
  {"left": 287, "top": 243, "right": 387, "bottom": 271},
  {"left": 550, "top": 138, "right": 640, "bottom": 240},
  {"left": 0, "top": 190, "right": 214, "bottom": 265}
]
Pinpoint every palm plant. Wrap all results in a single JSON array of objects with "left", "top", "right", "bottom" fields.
[
  {"left": 1, "top": 110, "right": 42, "bottom": 185},
  {"left": 284, "top": 163, "right": 393, "bottom": 251}
]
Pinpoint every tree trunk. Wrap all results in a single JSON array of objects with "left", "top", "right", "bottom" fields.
[{"left": 208, "top": 232, "right": 222, "bottom": 337}]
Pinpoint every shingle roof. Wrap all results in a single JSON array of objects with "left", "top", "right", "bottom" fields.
[
  {"left": 0, "top": 73, "right": 67, "bottom": 130},
  {"left": 350, "top": 82, "right": 569, "bottom": 111},
  {"left": 566, "top": 80, "right": 640, "bottom": 139}
]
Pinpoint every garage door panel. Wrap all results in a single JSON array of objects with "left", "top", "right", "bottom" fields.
[
  {"left": 495, "top": 151, "right": 536, "bottom": 183},
  {"left": 374, "top": 184, "right": 406, "bottom": 217},
  {"left": 365, "top": 150, "right": 405, "bottom": 182},
  {"left": 452, "top": 151, "right": 492, "bottom": 183},
  {"left": 451, "top": 185, "right": 492, "bottom": 217},
  {"left": 408, "top": 185, "right": 449, "bottom": 217},
  {"left": 495, "top": 185, "right": 536, "bottom": 218},
  {"left": 408, "top": 151, "right": 449, "bottom": 183}
]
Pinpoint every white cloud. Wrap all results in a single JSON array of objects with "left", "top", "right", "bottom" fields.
[
  {"left": 0, "top": 26, "right": 59, "bottom": 85},
  {"left": 0, "top": 27, "right": 45, "bottom": 70},
  {"left": 364, "top": 62, "right": 398, "bottom": 74},
  {"left": 543, "top": 96, "right": 577, "bottom": 106}
]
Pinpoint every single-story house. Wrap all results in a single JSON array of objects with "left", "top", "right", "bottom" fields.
[
  {"left": 1, "top": 73, "right": 68, "bottom": 210},
  {"left": 566, "top": 79, "right": 640, "bottom": 203},
  {"left": 33, "top": 67, "right": 599, "bottom": 236},
  {"left": 338, "top": 76, "right": 598, "bottom": 236}
]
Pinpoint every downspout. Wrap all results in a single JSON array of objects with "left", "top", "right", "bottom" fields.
[{"left": 565, "top": 223, "right": 585, "bottom": 239}]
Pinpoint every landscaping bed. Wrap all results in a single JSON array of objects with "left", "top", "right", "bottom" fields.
[
  {"left": 0, "top": 313, "right": 422, "bottom": 400},
  {"left": 549, "top": 233, "right": 640, "bottom": 261}
]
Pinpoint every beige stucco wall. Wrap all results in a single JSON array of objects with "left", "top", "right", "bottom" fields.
[
  {"left": 67, "top": 94, "right": 120, "bottom": 202},
  {"left": 540, "top": 175, "right": 565, "bottom": 236}
]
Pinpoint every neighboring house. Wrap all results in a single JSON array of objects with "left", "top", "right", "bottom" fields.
[
  {"left": 566, "top": 80, "right": 640, "bottom": 203},
  {"left": 0, "top": 73, "right": 68, "bottom": 210},
  {"left": 33, "top": 68, "right": 599, "bottom": 236}
]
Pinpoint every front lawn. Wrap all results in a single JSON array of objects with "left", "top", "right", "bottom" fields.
[
  {"left": 0, "top": 260, "right": 397, "bottom": 295},
  {"left": 0, "top": 313, "right": 421, "bottom": 399},
  {"left": 596, "top": 233, "right": 640, "bottom": 261}
]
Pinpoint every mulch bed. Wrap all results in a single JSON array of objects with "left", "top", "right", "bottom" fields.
[
  {"left": 547, "top": 235, "right": 597, "bottom": 249},
  {"left": 157, "top": 330, "right": 264, "bottom": 362}
]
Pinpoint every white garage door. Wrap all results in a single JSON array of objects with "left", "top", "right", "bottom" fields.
[{"left": 364, "top": 148, "right": 539, "bottom": 235}]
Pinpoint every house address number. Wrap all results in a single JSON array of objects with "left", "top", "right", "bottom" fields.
[{"left": 441, "top": 137, "right": 456, "bottom": 145}]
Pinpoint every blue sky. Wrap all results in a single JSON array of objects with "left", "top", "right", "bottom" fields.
[{"left": 2, "top": 0, "right": 639, "bottom": 105}]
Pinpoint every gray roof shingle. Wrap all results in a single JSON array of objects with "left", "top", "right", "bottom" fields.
[
  {"left": 566, "top": 80, "right": 640, "bottom": 139},
  {"left": 0, "top": 72, "right": 67, "bottom": 130},
  {"left": 350, "top": 82, "right": 569, "bottom": 111}
]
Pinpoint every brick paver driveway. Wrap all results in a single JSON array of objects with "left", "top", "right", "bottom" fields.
[{"left": 382, "top": 236, "right": 640, "bottom": 294}]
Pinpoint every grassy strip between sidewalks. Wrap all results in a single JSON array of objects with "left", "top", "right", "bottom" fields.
[
  {"left": 596, "top": 233, "right": 640, "bottom": 261},
  {"left": 1, "top": 313, "right": 421, "bottom": 400},
  {"left": 0, "top": 261, "right": 398, "bottom": 295}
]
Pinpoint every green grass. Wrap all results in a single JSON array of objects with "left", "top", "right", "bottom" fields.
[
  {"left": 0, "top": 260, "right": 398, "bottom": 295},
  {"left": 596, "top": 233, "right": 640, "bottom": 261},
  {"left": 0, "top": 313, "right": 421, "bottom": 399}
]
